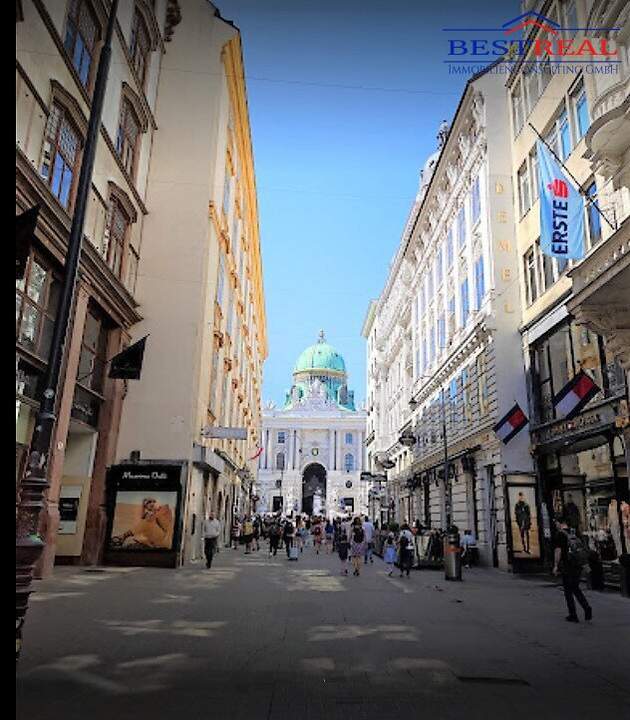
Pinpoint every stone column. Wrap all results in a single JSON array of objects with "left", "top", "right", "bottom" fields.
[
  {"left": 328, "top": 429, "right": 334, "bottom": 469},
  {"left": 37, "top": 283, "right": 90, "bottom": 577},
  {"left": 287, "top": 427, "right": 294, "bottom": 470}
]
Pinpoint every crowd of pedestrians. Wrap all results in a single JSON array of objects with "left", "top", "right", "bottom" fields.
[
  {"left": 203, "top": 508, "right": 597, "bottom": 625},
  {"left": 210, "top": 512, "right": 425, "bottom": 578}
]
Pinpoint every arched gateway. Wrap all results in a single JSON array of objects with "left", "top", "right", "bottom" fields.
[{"left": 302, "top": 463, "right": 326, "bottom": 516}]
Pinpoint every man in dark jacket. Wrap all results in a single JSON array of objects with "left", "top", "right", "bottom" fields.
[{"left": 553, "top": 515, "right": 592, "bottom": 623}]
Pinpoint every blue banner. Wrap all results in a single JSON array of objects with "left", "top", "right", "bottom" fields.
[{"left": 537, "top": 140, "right": 585, "bottom": 261}]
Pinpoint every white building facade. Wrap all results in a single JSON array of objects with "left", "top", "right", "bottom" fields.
[
  {"left": 364, "top": 67, "right": 534, "bottom": 569},
  {"left": 257, "top": 333, "right": 368, "bottom": 518}
]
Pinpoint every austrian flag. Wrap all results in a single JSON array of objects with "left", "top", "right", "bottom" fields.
[
  {"left": 553, "top": 371, "right": 600, "bottom": 420},
  {"left": 493, "top": 403, "right": 529, "bottom": 444}
]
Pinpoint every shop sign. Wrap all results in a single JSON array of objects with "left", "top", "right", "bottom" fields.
[{"left": 532, "top": 405, "right": 615, "bottom": 446}]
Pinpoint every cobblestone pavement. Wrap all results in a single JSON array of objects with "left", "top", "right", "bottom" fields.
[{"left": 16, "top": 545, "right": 630, "bottom": 720}]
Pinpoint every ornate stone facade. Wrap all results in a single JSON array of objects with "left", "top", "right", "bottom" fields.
[
  {"left": 364, "top": 72, "right": 533, "bottom": 570},
  {"left": 257, "top": 334, "right": 367, "bottom": 518}
]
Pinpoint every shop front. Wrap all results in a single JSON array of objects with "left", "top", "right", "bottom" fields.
[
  {"left": 103, "top": 462, "right": 186, "bottom": 568},
  {"left": 529, "top": 318, "right": 630, "bottom": 587}
]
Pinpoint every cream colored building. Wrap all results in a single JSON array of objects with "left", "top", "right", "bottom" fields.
[
  {"left": 508, "top": 0, "right": 629, "bottom": 577},
  {"left": 364, "top": 66, "right": 533, "bottom": 569},
  {"left": 16, "top": 0, "right": 178, "bottom": 572},
  {"left": 116, "top": 1, "right": 267, "bottom": 561}
]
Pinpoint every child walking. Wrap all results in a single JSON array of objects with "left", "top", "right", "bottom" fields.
[{"left": 383, "top": 533, "right": 397, "bottom": 576}]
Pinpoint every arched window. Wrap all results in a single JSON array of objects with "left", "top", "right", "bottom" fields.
[
  {"left": 276, "top": 453, "right": 285, "bottom": 471},
  {"left": 344, "top": 453, "right": 354, "bottom": 472}
]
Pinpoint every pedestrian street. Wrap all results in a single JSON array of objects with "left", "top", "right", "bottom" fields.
[{"left": 16, "top": 545, "right": 630, "bottom": 720}]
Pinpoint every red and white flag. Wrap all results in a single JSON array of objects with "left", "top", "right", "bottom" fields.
[
  {"left": 553, "top": 371, "right": 600, "bottom": 419},
  {"left": 493, "top": 403, "right": 528, "bottom": 444}
]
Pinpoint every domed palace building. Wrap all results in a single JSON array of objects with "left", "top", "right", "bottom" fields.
[{"left": 257, "top": 332, "right": 367, "bottom": 517}]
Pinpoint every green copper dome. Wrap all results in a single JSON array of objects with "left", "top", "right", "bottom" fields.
[{"left": 294, "top": 331, "right": 346, "bottom": 374}]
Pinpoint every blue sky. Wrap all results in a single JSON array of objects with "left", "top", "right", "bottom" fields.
[{"left": 217, "top": 0, "right": 517, "bottom": 406}]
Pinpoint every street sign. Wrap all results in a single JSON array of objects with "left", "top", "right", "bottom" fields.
[{"left": 201, "top": 426, "right": 247, "bottom": 440}]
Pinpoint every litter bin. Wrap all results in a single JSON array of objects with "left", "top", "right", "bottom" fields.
[
  {"left": 620, "top": 553, "right": 630, "bottom": 599},
  {"left": 444, "top": 528, "right": 462, "bottom": 581}
]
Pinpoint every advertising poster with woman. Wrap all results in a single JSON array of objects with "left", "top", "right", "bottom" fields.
[
  {"left": 508, "top": 486, "right": 540, "bottom": 560},
  {"left": 109, "top": 492, "right": 176, "bottom": 550}
]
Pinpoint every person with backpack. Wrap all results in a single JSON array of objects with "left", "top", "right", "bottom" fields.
[
  {"left": 398, "top": 523, "right": 414, "bottom": 577},
  {"left": 268, "top": 521, "right": 280, "bottom": 557},
  {"left": 337, "top": 526, "right": 350, "bottom": 575},
  {"left": 553, "top": 515, "right": 592, "bottom": 623},
  {"left": 350, "top": 519, "right": 367, "bottom": 576}
]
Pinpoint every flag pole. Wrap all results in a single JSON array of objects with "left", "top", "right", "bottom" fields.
[{"left": 528, "top": 122, "right": 616, "bottom": 232}]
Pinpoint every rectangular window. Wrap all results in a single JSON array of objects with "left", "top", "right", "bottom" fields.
[
  {"left": 104, "top": 198, "right": 130, "bottom": 279},
  {"left": 216, "top": 255, "right": 226, "bottom": 307},
  {"left": 518, "top": 162, "right": 530, "bottom": 217},
  {"left": 524, "top": 246, "right": 538, "bottom": 305},
  {"left": 530, "top": 147, "right": 539, "bottom": 203},
  {"left": 586, "top": 182, "right": 602, "bottom": 248},
  {"left": 457, "top": 206, "right": 466, "bottom": 249},
  {"left": 435, "top": 247, "right": 443, "bottom": 285},
  {"left": 447, "top": 295, "right": 456, "bottom": 338},
  {"left": 222, "top": 168, "right": 232, "bottom": 216},
  {"left": 460, "top": 278, "right": 469, "bottom": 327},
  {"left": 449, "top": 377, "right": 458, "bottom": 425},
  {"left": 41, "top": 103, "right": 81, "bottom": 209},
  {"left": 525, "top": 68, "right": 540, "bottom": 116},
  {"left": 559, "top": 109, "right": 571, "bottom": 161},
  {"left": 477, "top": 353, "right": 488, "bottom": 416},
  {"left": 572, "top": 80, "right": 590, "bottom": 140},
  {"left": 277, "top": 431, "right": 286, "bottom": 444},
  {"left": 345, "top": 432, "right": 353, "bottom": 444},
  {"left": 446, "top": 230, "right": 454, "bottom": 267},
  {"left": 461, "top": 368, "right": 471, "bottom": 422},
  {"left": 63, "top": 0, "right": 99, "bottom": 88},
  {"left": 512, "top": 84, "right": 524, "bottom": 135},
  {"left": 539, "top": 240, "right": 555, "bottom": 292},
  {"left": 474, "top": 256, "right": 485, "bottom": 310},
  {"left": 437, "top": 314, "right": 445, "bottom": 353},
  {"left": 125, "top": 245, "right": 139, "bottom": 295},
  {"left": 76, "top": 309, "right": 108, "bottom": 395},
  {"left": 116, "top": 99, "right": 141, "bottom": 178},
  {"left": 129, "top": 10, "right": 151, "bottom": 87},
  {"left": 471, "top": 176, "right": 481, "bottom": 226},
  {"left": 16, "top": 254, "right": 60, "bottom": 361}
]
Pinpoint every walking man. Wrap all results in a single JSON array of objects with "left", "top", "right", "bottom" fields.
[
  {"left": 203, "top": 513, "right": 221, "bottom": 569},
  {"left": 553, "top": 515, "right": 592, "bottom": 623},
  {"left": 398, "top": 523, "right": 414, "bottom": 577}
]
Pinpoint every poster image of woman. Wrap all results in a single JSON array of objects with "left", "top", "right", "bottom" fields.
[{"left": 110, "top": 492, "right": 176, "bottom": 550}]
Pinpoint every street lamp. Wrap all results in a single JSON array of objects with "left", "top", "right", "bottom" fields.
[{"left": 16, "top": 0, "right": 120, "bottom": 659}]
